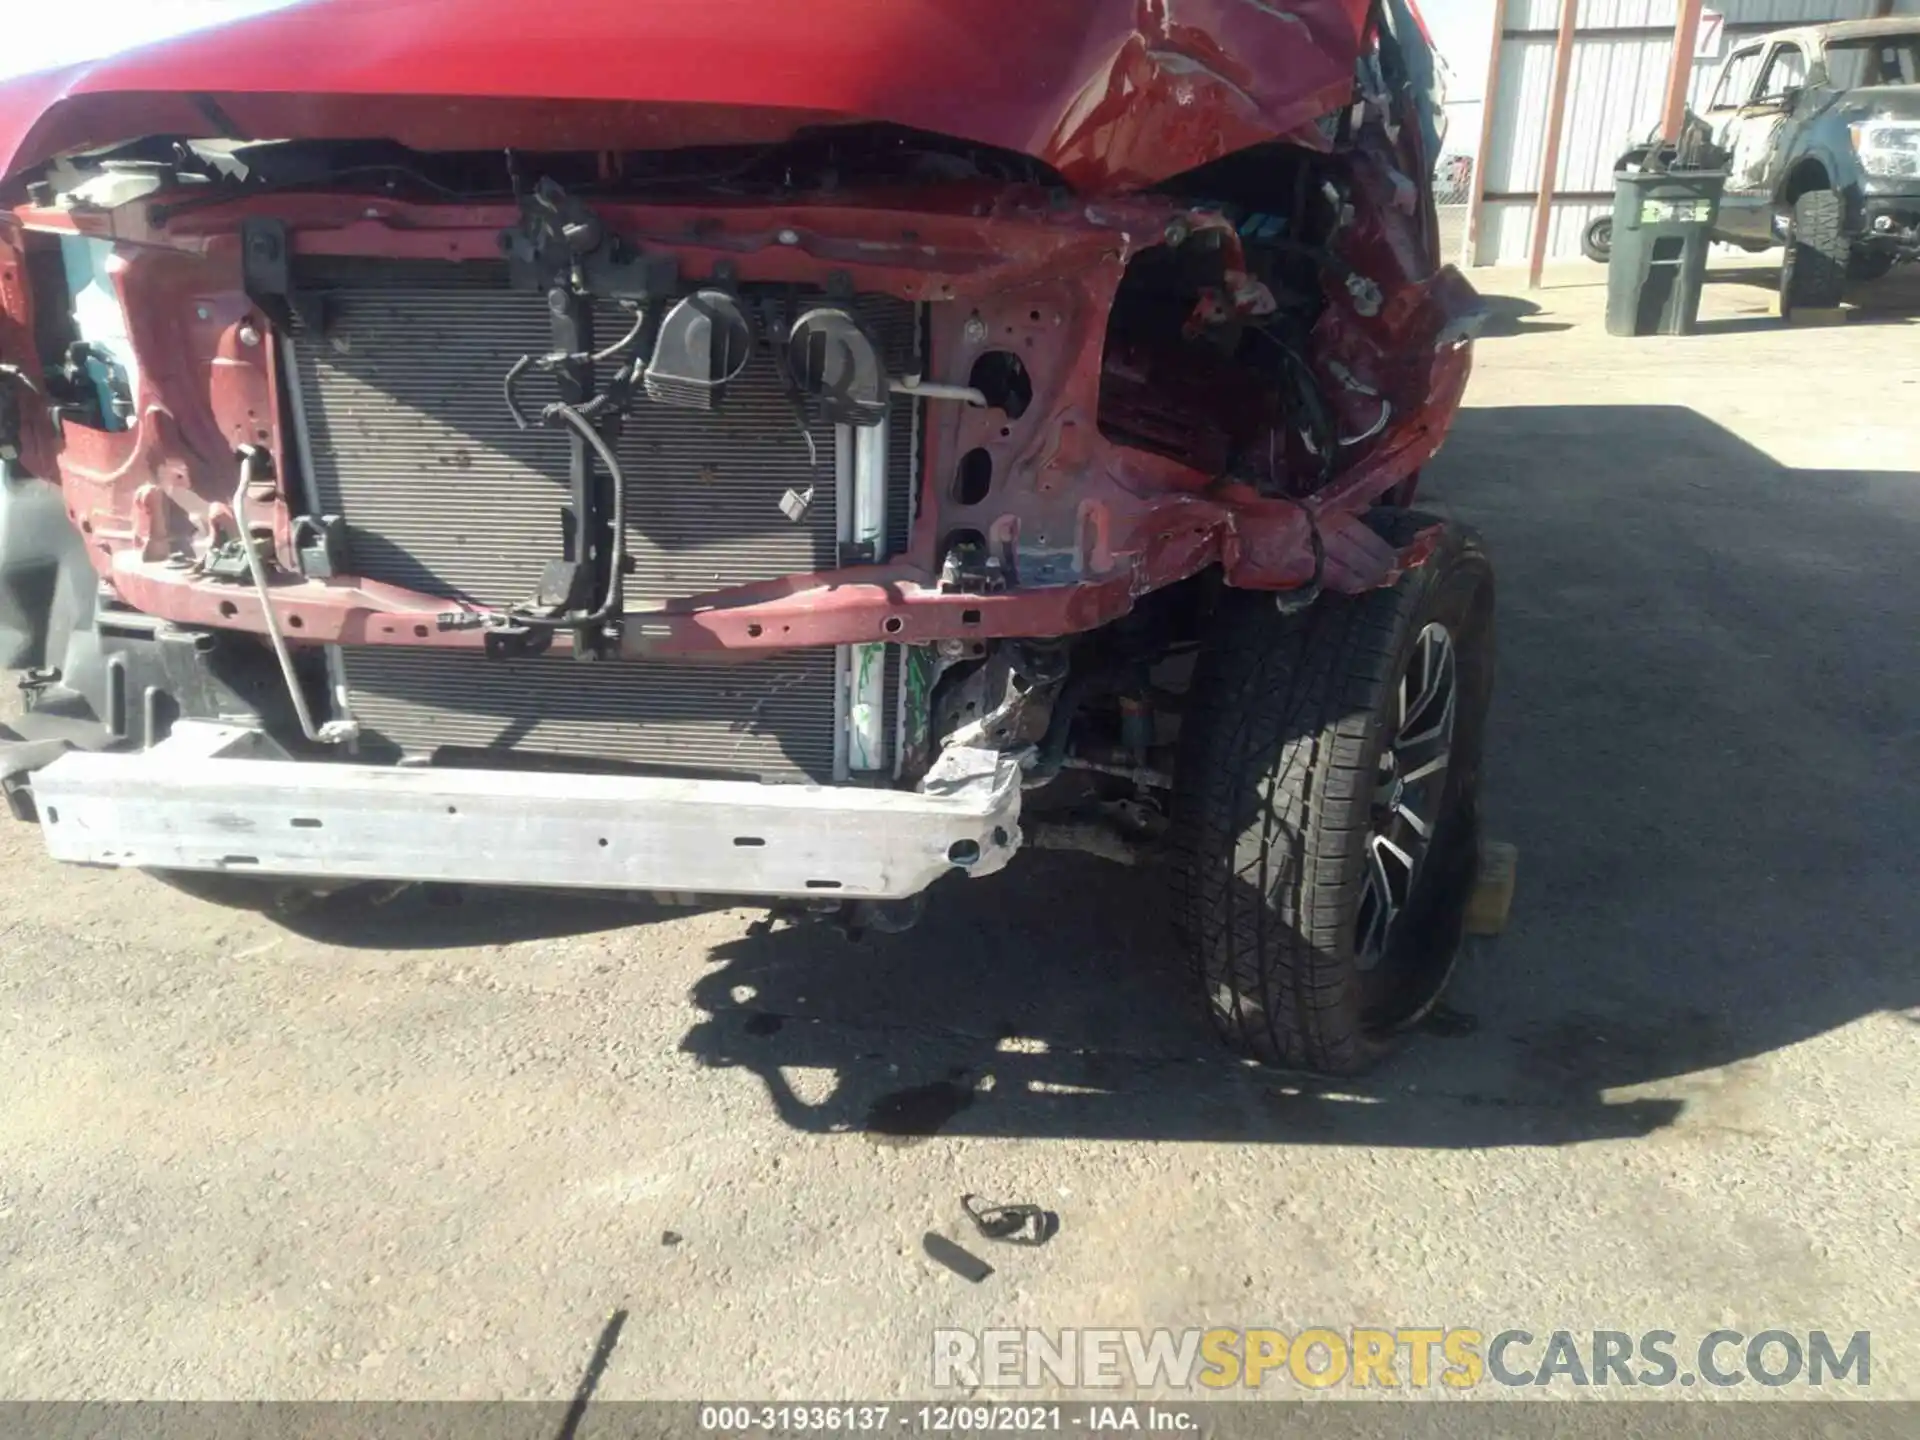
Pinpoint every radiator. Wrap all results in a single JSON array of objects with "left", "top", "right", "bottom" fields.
[{"left": 289, "top": 261, "right": 917, "bottom": 783}]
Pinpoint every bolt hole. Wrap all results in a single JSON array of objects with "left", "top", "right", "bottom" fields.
[
  {"left": 1029, "top": 309, "right": 1042, "bottom": 322},
  {"left": 992, "top": 826, "right": 1010, "bottom": 847},
  {"left": 969, "top": 351, "right": 1032, "bottom": 419},
  {"left": 218, "top": 601, "right": 238, "bottom": 619},
  {"left": 45, "top": 806, "right": 58, "bottom": 824},
  {"left": 286, "top": 613, "right": 303, "bottom": 629},
  {"left": 446, "top": 806, "right": 458, "bottom": 815},
  {"left": 746, "top": 623, "right": 763, "bottom": 638},
  {"left": 948, "top": 839, "right": 982, "bottom": 866},
  {"left": 962, "top": 608, "right": 982, "bottom": 625},
  {"left": 597, "top": 837, "right": 609, "bottom": 848},
  {"left": 413, "top": 625, "right": 429, "bottom": 638},
  {"left": 883, "top": 616, "right": 904, "bottom": 635},
  {"left": 953, "top": 447, "right": 993, "bottom": 505},
  {"left": 80, "top": 520, "right": 92, "bottom": 535}
]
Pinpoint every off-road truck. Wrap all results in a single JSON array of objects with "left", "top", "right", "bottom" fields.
[
  {"left": 1702, "top": 18, "right": 1920, "bottom": 311},
  {"left": 0, "top": 0, "right": 1490, "bottom": 1074}
]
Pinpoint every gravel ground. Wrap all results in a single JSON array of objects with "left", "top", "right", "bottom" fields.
[{"left": 0, "top": 263, "right": 1915, "bottom": 1403}]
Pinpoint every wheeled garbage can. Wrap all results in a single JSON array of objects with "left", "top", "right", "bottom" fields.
[{"left": 1604, "top": 168, "right": 1728, "bottom": 337}]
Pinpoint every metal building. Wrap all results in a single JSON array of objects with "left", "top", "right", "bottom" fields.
[{"left": 1466, "top": 0, "right": 1920, "bottom": 266}]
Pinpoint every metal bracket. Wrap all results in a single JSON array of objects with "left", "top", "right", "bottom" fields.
[
  {"left": 240, "top": 219, "right": 326, "bottom": 334},
  {"left": 498, "top": 178, "right": 679, "bottom": 299},
  {"left": 292, "top": 514, "right": 351, "bottom": 578}
]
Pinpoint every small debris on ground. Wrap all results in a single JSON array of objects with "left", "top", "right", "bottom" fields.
[
  {"left": 923, "top": 1233, "right": 994, "bottom": 1283},
  {"left": 961, "top": 1194, "right": 1059, "bottom": 1247}
]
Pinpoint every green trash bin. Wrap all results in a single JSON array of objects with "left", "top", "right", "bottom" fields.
[{"left": 1604, "top": 168, "right": 1727, "bottom": 337}]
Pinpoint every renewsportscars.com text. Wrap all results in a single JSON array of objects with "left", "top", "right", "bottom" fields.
[{"left": 932, "top": 1327, "right": 1872, "bottom": 1391}]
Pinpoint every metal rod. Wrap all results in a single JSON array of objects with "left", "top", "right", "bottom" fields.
[
  {"left": 1528, "top": 0, "right": 1581, "bottom": 289},
  {"left": 1661, "top": 0, "right": 1706, "bottom": 144},
  {"left": 888, "top": 377, "right": 986, "bottom": 406},
  {"left": 230, "top": 451, "right": 354, "bottom": 745}
]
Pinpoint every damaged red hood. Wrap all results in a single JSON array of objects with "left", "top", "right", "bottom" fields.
[{"left": 0, "top": 0, "right": 1370, "bottom": 194}]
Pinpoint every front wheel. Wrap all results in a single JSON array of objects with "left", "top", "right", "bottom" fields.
[
  {"left": 1581, "top": 214, "right": 1613, "bottom": 264},
  {"left": 1780, "top": 188, "right": 1849, "bottom": 316},
  {"left": 1169, "top": 512, "right": 1496, "bottom": 1074}
]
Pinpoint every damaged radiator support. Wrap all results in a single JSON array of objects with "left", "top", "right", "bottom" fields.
[{"left": 287, "top": 261, "right": 918, "bottom": 783}]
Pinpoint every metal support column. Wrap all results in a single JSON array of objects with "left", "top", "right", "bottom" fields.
[
  {"left": 1528, "top": 0, "right": 1581, "bottom": 289},
  {"left": 1662, "top": 0, "right": 1707, "bottom": 144}
]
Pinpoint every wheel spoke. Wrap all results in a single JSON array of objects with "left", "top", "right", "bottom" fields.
[
  {"left": 1374, "top": 831, "right": 1416, "bottom": 878},
  {"left": 1356, "top": 844, "right": 1396, "bottom": 968},
  {"left": 1398, "top": 751, "right": 1450, "bottom": 786},
  {"left": 1356, "top": 621, "right": 1462, "bottom": 969},
  {"left": 1397, "top": 629, "right": 1456, "bottom": 750}
]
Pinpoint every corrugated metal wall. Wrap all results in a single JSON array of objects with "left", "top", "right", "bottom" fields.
[{"left": 1469, "top": 0, "right": 1920, "bottom": 265}]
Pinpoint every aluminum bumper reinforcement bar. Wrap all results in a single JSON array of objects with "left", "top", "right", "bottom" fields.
[{"left": 31, "top": 723, "right": 1022, "bottom": 899}]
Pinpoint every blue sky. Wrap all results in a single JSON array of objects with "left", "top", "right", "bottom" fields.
[{"left": 1, "top": 1, "right": 293, "bottom": 81}]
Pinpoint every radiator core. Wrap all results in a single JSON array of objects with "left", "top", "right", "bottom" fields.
[{"left": 289, "top": 261, "right": 917, "bottom": 782}]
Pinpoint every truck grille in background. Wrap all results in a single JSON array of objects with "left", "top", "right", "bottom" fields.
[{"left": 289, "top": 261, "right": 918, "bottom": 782}]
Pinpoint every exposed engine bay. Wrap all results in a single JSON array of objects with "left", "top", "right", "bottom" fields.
[{"left": 0, "top": 0, "right": 1481, "bottom": 919}]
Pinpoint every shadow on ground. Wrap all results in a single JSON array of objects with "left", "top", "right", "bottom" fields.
[
  {"left": 279, "top": 407, "right": 1917, "bottom": 1150},
  {"left": 671, "top": 404, "right": 1919, "bottom": 1147},
  {"left": 1695, "top": 262, "right": 1920, "bottom": 332},
  {"left": 1474, "top": 293, "right": 1574, "bottom": 338}
]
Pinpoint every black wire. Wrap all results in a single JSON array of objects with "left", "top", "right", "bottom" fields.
[
  {"left": 503, "top": 303, "right": 649, "bottom": 431},
  {"left": 771, "top": 286, "right": 823, "bottom": 502},
  {"left": 1249, "top": 327, "right": 1337, "bottom": 484},
  {"left": 590, "top": 303, "right": 647, "bottom": 365},
  {"left": 151, "top": 164, "right": 517, "bottom": 221}
]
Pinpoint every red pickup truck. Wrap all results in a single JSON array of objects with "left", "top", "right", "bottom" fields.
[{"left": 0, "top": 0, "right": 1488, "bottom": 1074}]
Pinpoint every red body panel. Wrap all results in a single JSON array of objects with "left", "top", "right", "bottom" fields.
[
  {"left": 0, "top": 0, "right": 1369, "bottom": 193},
  {"left": 0, "top": 0, "right": 1479, "bottom": 664}
]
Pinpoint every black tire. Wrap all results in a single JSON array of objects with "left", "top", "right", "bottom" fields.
[
  {"left": 1780, "top": 188, "right": 1848, "bottom": 316},
  {"left": 1169, "top": 512, "right": 1495, "bottom": 1074},
  {"left": 1847, "top": 249, "right": 1895, "bottom": 284},
  {"left": 1580, "top": 215, "right": 1613, "bottom": 265}
]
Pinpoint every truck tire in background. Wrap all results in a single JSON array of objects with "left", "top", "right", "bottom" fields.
[
  {"left": 1780, "top": 188, "right": 1849, "bottom": 316},
  {"left": 1581, "top": 214, "right": 1613, "bottom": 264},
  {"left": 1169, "top": 511, "right": 1495, "bottom": 1074}
]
